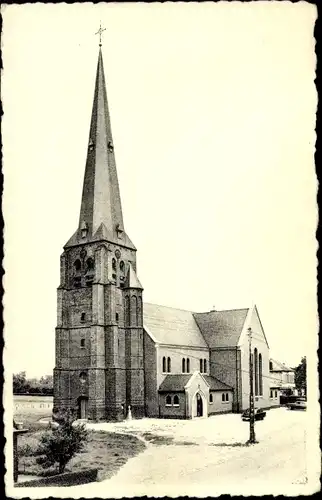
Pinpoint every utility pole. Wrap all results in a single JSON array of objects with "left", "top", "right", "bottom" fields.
[{"left": 247, "top": 327, "right": 257, "bottom": 444}]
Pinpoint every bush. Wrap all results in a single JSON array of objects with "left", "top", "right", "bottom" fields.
[{"left": 36, "top": 410, "right": 88, "bottom": 474}]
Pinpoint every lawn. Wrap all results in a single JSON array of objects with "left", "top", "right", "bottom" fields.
[
  {"left": 15, "top": 411, "right": 146, "bottom": 482},
  {"left": 14, "top": 410, "right": 52, "bottom": 432}
]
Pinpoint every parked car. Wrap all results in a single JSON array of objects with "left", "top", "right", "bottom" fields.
[
  {"left": 242, "top": 408, "right": 266, "bottom": 421},
  {"left": 288, "top": 400, "right": 307, "bottom": 411}
]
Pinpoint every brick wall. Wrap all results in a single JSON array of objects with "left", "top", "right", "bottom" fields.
[
  {"left": 159, "top": 392, "right": 186, "bottom": 418},
  {"left": 144, "top": 331, "right": 158, "bottom": 416},
  {"left": 210, "top": 348, "right": 242, "bottom": 412}
]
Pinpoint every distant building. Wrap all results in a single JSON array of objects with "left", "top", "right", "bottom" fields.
[
  {"left": 268, "top": 359, "right": 296, "bottom": 406},
  {"left": 54, "top": 43, "right": 273, "bottom": 422}
]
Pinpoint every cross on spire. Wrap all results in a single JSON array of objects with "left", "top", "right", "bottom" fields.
[{"left": 95, "top": 22, "right": 106, "bottom": 47}]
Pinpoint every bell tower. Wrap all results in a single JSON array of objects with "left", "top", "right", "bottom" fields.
[{"left": 53, "top": 35, "right": 145, "bottom": 421}]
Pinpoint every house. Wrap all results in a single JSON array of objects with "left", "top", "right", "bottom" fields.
[
  {"left": 54, "top": 42, "right": 273, "bottom": 422},
  {"left": 269, "top": 359, "right": 296, "bottom": 406}
]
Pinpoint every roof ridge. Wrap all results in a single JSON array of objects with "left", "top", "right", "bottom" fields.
[
  {"left": 143, "top": 302, "right": 249, "bottom": 314},
  {"left": 194, "top": 307, "right": 249, "bottom": 315},
  {"left": 143, "top": 302, "right": 196, "bottom": 314}
]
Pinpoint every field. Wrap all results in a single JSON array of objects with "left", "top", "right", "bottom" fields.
[{"left": 14, "top": 398, "right": 146, "bottom": 482}]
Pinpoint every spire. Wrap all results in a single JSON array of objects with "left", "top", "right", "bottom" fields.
[{"left": 65, "top": 43, "right": 135, "bottom": 249}]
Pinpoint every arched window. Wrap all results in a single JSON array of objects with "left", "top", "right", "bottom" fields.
[
  {"left": 254, "top": 348, "right": 259, "bottom": 396},
  {"left": 74, "top": 259, "right": 81, "bottom": 272},
  {"left": 222, "top": 393, "right": 225, "bottom": 402},
  {"left": 81, "top": 312, "right": 86, "bottom": 322},
  {"left": 137, "top": 297, "right": 143, "bottom": 327},
  {"left": 225, "top": 393, "right": 229, "bottom": 402},
  {"left": 182, "top": 358, "right": 186, "bottom": 373},
  {"left": 166, "top": 395, "right": 172, "bottom": 406},
  {"left": 131, "top": 295, "right": 137, "bottom": 326},
  {"left": 269, "top": 361, "right": 273, "bottom": 371},
  {"left": 259, "top": 353, "right": 263, "bottom": 396},
  {"left": 209, "top": 393, "right": 213, "bottom": 403},
  {"left": 112, "top": 258, "right": 116, "bottom": 270},
  {"left": 79, "top": 372, "right": 87, "bottom": 384},
  {"left": 173, "top": 395, "right": 179, "bottom": 406},
  {"left": 200, "top": 359, "right": 203, "bottom": 373},
  {"left": 204, "top": 359, "right": 207, "bottom": 373},
  {"left": 162, "top": 356, "right": 166, "bottom": 373},
  {"left": 186, "top": 358, "right": 190, "bottom": 373},
  {"left": 86, "top": 257, "right": 94, "bottom": 272},
  {"left": 167, "top": 357, "right": 171, "bottom": 373},
  {"left": 120, "top": 260, "right": 125, "bottom": 272},
  {"left": 124, "top": 296, "right": 130, "bottom": 326}
]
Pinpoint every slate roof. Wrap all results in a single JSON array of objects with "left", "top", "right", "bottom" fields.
[
  {"left": 193, "top": 309, "right": 249, "bottom": 348},
  {"left": 64, "top": 48, "right": 135, "bottom": 251},
  {"left": 158, "top": 374, "right": 192, "bottom": 392},
  {"left": 143, "top": 303, "right": 208, "bottom": 347},
  {"left": 159, "top": 374, "right": 233, "bottom": 392},
  {"left": 202, "top": 375, "right": 233, "bottom": 391}
]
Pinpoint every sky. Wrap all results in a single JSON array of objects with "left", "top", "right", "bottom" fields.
[{"left": 2, "top": 2, "right": 317, "bottom": 378}]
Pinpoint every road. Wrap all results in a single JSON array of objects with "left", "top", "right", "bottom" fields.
[
  {"left": 101, "top": 408, "right": 308, "bottom": 496},
  {"left": 10, "top": 407, "right": 318, "bottom": 498}
]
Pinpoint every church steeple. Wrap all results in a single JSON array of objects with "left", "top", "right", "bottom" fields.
[
  {"left": 65, "top": 44, "right": 135, "bottom": 249},
  {"left": 55, "top": 34, "right": 144, "bottom": 423}
]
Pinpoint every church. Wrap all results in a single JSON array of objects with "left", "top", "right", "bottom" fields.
[{"left": 53, "top": 43, "right": 271, "bottom": 422}]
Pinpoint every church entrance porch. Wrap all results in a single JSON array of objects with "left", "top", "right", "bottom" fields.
[{"left": 78, "top": 397, "right": 88, "bottom": 420}]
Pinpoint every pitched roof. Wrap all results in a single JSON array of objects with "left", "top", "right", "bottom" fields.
[
  {"left": 158, "top": 374, "right": 192, "bottom": 392},
  {"left": 159, "top": 374, "right": 233, "bottom": 392},
  {"left": 143, "top": 303, "right": 208, "bottom": 347},
  {"left": 193, "top": 309, "right": 249, "bottom": 348},
  {"left": 202, "top": 375, "right": 233, "bottom": 391},
  {"left": 270, "top": 358, "right": 294, "bottom": 372}
]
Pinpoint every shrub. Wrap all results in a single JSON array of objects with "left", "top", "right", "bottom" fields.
[{"left": 36, "top": 410, "right": 88, "bottom": 474}]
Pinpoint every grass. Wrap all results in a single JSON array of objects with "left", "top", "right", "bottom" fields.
[
  {"left": 14, "top": 410, "right": 52, "bottom": 432},
  {"left": 16, "top": 420, "right": 146, "bottom": 482},
  {"left": 141, "top": 432, "right": 174, "bottom": 446},
  {"left": 174, "top": 440, "right": 197, "bottom": 446},
  {"left": 209, "top": 442, "right": 248, "bottom": 447},
  {"left": 140, "top": 432, "right": 197, "bottom": 447},
  {"left": 70, "top": 431, "right": 145, "bottom": 480}
]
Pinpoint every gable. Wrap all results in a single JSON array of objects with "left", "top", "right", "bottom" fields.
[
  {"left": 193, "top": 309, "right": 249, "bottom": 348},
  {"left": 238, "top": 305, "right": 269, "bottom": 348},
  {"left": 143, "top": 303, "right": 207, "bottom": 348}
]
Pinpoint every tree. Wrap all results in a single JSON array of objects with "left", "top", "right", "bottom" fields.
[
  {"left": 39, "top": 374, "right": 53, "bottom": 394},
  {"left": 295, "top": 357, "right": 307, "bottom": 395},
  {"left": 13, "top": 371, "right": 27, "bottom": 394},
  {"left": 12, "top": 372, "right": 54, "bottom": 395},
  {"left": 36, "top": 410, "right": 88, "bottom": 474}
]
